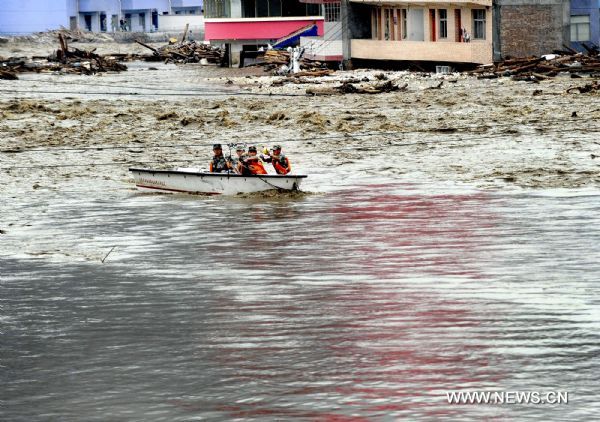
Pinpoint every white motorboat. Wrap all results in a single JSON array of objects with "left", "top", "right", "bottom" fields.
[{"left": 129, "top": 167, "right": 307, "bottom": 195}]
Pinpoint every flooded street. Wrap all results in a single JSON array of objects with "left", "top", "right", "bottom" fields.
[
  {"left": 2, "top": 47, "right": 600, "bottom": 420},
  {"left": 2, "top": 181, "right": 600, "bottom": 420}
]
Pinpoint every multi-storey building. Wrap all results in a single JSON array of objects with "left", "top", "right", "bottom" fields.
[
  {"left": 203, "top": 0, "right": 330, "bottom": 66},
  {"left": 344, "top": 0, "right": 571, "bottom": 66},
  {"left": 0, "top": 0, "right": 78, "bottom": 35},
  {"left": 0, "top": 0, "right": 203, "bottom": 34},
  {"left": 347, "top": 0, "right": 493, "bottom": 66},
  {"left": 300, "top": 1, "right": 343, "bottom": 62}
]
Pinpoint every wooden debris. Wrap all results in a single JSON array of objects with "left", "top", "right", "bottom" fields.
[
  {"left": 135, "top": 40, "right": 223, "bottom": 64},
  {"left": 0, "top": 35, "right": 127, "bottom": 76},
  {"left": 306, "top": 80, "right": 408, "bottom": 96},
  {"left": 471, "top": 45, "right": 600, "bottom": 80},
  {"left": 566, "top": 81, "right": 600, "bottom": 94},
  {"left": 0, "top": 69, "right": 18, "bottom": 80},
  {"left": 257, "top": 49, "right": 329, "bottom": 74}
]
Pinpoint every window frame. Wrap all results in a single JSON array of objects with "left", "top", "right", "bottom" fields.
[
  {"left": 439, "top": 9, "right": 448, "bottom": 39},
  {"left": 472, "top": 9, "right": 486, "bottom": 40},
  {"left": 570, "top": 15, "right": 591, "bottom": 42}
]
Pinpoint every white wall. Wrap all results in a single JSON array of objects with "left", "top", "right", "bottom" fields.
[
  {"left": 127, "top": 11, "right": 153, "bottom": 32},
  {"left": 158, "top": 14, "right": 205, "bottom": 34},
  {"left": 0, "top": 0, "right": 72, "bottom": 34}
]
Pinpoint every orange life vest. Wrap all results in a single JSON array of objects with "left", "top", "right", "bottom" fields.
[
  {"left": 246, "top": 157, "right": 267, "bottom": 175},
  {"left": 272, "top": 155, "right": 291, "bottom": 175}
]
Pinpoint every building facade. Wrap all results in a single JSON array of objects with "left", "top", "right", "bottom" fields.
[
  {"left": 204, "top": 0, "right": 328, "bottom": 66},
  {"left": 300, "top": 1, "right": 343, "bottom": 61},
  {"left": 0, "top": 0, "right": 203, "bottom": 34},
  {"left": 0, "top": 0, "right": 78, "bottom": 35},
  {"left": 347, "top": 0, "right": 494, "bottom": 65},
  {"left": 570, "top": 0, "right": 600, "bottom": 50},
  {"left": 493, "top": 0, "right": 570, "bottom": 60},
  {"left": 343, "top": 0, "right": 572, "bottom": 66}
]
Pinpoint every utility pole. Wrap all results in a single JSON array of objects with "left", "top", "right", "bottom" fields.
[{"left": 340, "top": 0, "right": 352, "bottom": 69}]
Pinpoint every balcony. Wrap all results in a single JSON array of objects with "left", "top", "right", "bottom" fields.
[
  {"left": 350, "top": 0, "right": 491, "bottom": 6},
  {"left": 351, "top": 39, "right": 492, "bottom": 64}
]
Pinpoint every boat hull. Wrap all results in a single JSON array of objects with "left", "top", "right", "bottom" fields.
[{"left": 129, "top": 168, "right": 307, "bottom": 195}]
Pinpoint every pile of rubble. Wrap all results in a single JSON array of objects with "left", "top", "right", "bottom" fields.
[
  {"left": 472, "top": 44, "right": 600, "bottom": 80},
  {"left": 135, "top": 40, "right": 223, "bottom": 64},
  {"left": 258, "top": 50, "right": 331, "bottom": 76},
  {"left": 0, "top": 34, "right": 127, "bottom": 79}
]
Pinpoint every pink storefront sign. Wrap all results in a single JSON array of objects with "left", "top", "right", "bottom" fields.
[{"left": 205, "top": 18, "right": 324, "bottom": 41}]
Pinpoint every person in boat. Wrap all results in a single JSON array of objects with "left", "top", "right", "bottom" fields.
[
  {"left": 233, "top": 144, "right": 251, "bottom": 176},
  {"left": 262, "top": 144, "right": 292, "bottom": 175},
  {"left": 245, "top": 146, "right": 268, "bottom": 175},
  {"left": 209, "top": 143, "right": 233, "bottom": 173}
]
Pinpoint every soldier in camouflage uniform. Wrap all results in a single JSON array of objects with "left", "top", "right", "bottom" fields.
[
  {"left": 209, "top": 143, "right": 233, "bottom": 173},
  {"left": 232, "top": 144, "right": 250, "bottom": 175}
]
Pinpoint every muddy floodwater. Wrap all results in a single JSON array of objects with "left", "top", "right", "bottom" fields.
[{"left": 1, "top": 46, "right": 600, "bottom": 420}]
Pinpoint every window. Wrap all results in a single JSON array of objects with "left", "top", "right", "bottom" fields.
[
  {"left": 139, "top": 13, "right": 145, "bottom": 26},
  {"left": 472, "top": 9, "right": 486, "bottom": 39},
  {"left": 402, "top": 9, "right": 407, "bottom": 39},
  {"left": 570, "top": 15, "right": 590, "bottom": 41},
  {"left": 439, "top": 9, "right": 447, "bottom": 38},
  {"left": 100, "top": 13, "right": 107, "bottom": 32},
  {"left": 324, "top": 3, "right": 340, "bottom": 22},
  {"left": 385, "top": 9, "right": 390, "bottom": 40},
  {"left": 372, "top": 9, "right": 379, "bottom": 39},
  {"left": 240, "top": 0, "right": 315, "bottom": 18},
  {"left": 205, "top": 0, "right": 231, "bottom": 18}
]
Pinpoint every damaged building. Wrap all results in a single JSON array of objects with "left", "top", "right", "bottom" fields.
[
  {"left": 204, "top": 0, "right": 342, "bottom": 66},
  {"left": 342, "top": 0, "right": 572, "bottom": 67}
]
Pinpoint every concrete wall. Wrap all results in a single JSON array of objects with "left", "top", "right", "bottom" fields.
[
  {"left": 570, "top": 0, "right": 600, "bottom": 48},
  {"left": 79, "top": 0, "right": 120, "bottom": 14},
  {"left": 0, "top": 0, "right": 74, "bottom": 34},
  {"left": 121, "top": 0, "right": 170, "bottom": 11},
  {"left": 172, "top": 0, "right": 204, "bottom": 7},
  {"left": 495, "top": 0, "right": 570, "bottom": 59},
  {"left": 125, "top": 11, "right": 153, "bottom": 31},
  {"left": 324, "top": 21, "right": 342, "bottom": 40},
  {"left": 158, "top": 14, "right": 205, "bottom": 34}
]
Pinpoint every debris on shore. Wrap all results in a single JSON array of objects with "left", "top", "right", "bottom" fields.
[
  {"left": 0, "top": 33, "right": 127, "bottom": 77},
  {"left": 134, "top": 39, "right": 223, "bottom": 64},
  {"left": 249, "top": 49, "right": 330, "bottom": 75},
  {"left": 471, "top": 44, "right": 600, "bottom": 81}
]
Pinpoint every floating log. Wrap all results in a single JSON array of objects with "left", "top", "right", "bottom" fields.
[
  {"left": 306, "top": 80, "right": 408, "bottom": 96},
  {"left": 566, "top": 81, "right": 600, "bottom": 94}
]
